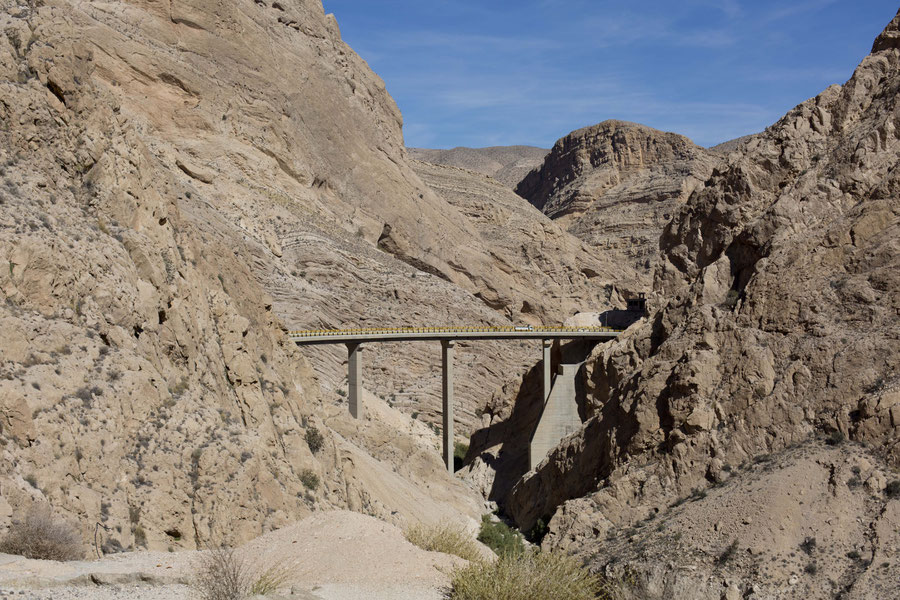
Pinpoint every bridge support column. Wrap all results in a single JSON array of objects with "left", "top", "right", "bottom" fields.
[
  {"left": 442, "top": 339, "right": 455, "bottom": 472},
  {"left": 542, "top": 339, "right": 553, "bottom": 403},
  {"left": 347, "top": 342, "right": 363, "bottom": 419}
]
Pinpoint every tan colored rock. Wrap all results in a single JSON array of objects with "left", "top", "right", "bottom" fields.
[
  {"left": 408, "top": 146, "right": 548, "bottom": 189},
  {"left": 516, "top": 120, "right": 718, "bottom": 287},
  {"left": 495, "top": 9, "right": 900, "bottom": 600},
  {"left": 0, "top": 0, "right": 497, "bottom": 552}
]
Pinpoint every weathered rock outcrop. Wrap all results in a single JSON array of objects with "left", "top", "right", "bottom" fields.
[
  {"left": 409, "top": 146, "right": 548, "bottom": 189},
  {"left": 499, "top": 10, "right": 900, "bottom": 600},
  {"left": 0, "top": 0, "right": 525, "bottom": 554},
  {"left": 517, "top": 121, "right": 718, "bottom": 287}
]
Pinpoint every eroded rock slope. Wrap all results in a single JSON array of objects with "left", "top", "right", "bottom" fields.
[
  {"left": 496, "top": 11, "right": 900, "bottom": 600},
  {"left": 0, "top": 0, "right": 582, "bottom": 554},
  {"left": 408, "top": 145, "right": 548, "bottom": 189}
]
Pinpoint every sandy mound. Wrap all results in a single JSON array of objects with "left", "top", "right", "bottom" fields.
[{"left": 0, "top": 510, "right": 466, "bottom": 599}]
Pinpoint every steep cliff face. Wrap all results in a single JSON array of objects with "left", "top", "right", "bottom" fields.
[
  {"left": 500, "top": 10, "right": 900, "bottom": 600},
  {"left": 0, "top": 0, "right": 512, "bottom": 553},
  {"left": 517, "top": 121, "right": 718, "bottom": 287}
]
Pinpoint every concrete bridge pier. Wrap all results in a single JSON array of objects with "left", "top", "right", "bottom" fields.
[
  {"left": 542, "top": 339, "right": 553, "bottom": 402},
  {"left": 347, "top": 342, "right": 363, "bottom": 419},
  {"left": 441, "top": 339, "right": 455, "bottom": 472}
]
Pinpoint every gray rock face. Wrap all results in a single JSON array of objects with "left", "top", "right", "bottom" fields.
[
  {"left": 500, "top": 9, "right": 900, "bottom": 600},
  {"left": 516, "top": 120, "right": 718, "bottom": 287}
]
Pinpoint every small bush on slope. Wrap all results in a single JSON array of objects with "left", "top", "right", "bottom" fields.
[
  {"left": 476, "top": 514, "right": 524, "bottom": 556},
  {"left": 0, "top": 504, "right": 82, "bottom": 561},
  {"left": 405, "top": 521, "right": 482, "bottom": 562},
  {"left": 194, "top": 545, "right": 294, "bottom": 600},
  {"left": 195, "top": 546, "right": 251, "bottom": 600},
  {"left": 449, "top": 548, "right": 619, "bottom": 600}
]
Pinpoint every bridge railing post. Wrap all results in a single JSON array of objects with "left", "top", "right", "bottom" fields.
[
  {"left": 442, "top": 339, "right": 455, "bottom": 472},
  {"left": 347, "top": 342, "right": 363, "bottom": 419}
]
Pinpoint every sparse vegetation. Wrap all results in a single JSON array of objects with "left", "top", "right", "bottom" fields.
[
  {"left": 717, "top": 539, "right": 739, "bottom": 565},
  {"left": 299, "top": 468, "right": 319, "bottom": 491},
  {"left": 722, "top": 289, "right": 740, "bottom": 309},
  {"left": 477, "top": 514, "right": 524, "bottom": 557},
  {"left": 454, "top": 441, "right": 468, "bottom": 462},
  {"left": 885, "top": 480, "right": 900, "bottom": 499},
  {"left": 133, "top": 526, "right": 147, "bottom": 547},
  {"left": 0, "top": 505, "right": 82, "bottom": 561},
  {"left": 826, "top": 430, "right": 845, "bottom": 446},
  {"left": 194, "top": 545, "right": 251, "bottom": 600},
  {"left": 800, "top": 536, "right": 817, "bottom": 555},
  {"left": 448, "top": 548, "right": 619, "bottom": 600},
  {"left": 305, "top": 426, "right": 324, "bottom": 454},
  {"left": 453, "top": 441, "right": 469, "bottom": 471},
  {"left": 526, "top": 516, "right": 550, "bottom": 545},
  {"left": 249, "top": 562, "right": 293, "bottom": 596},
  {"left": 405, "top": 521, "right": 482, "bottom": 562}
]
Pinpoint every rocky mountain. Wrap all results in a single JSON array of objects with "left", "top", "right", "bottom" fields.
[
  {"left": 0, "top": 0, "right": 509, "bottom": 553},
  {"left": 516, "top": 121, "right": 719, "bottom": 287},
  {"left": 0, "top": 0, "right": 624, "bottom": 555},
  {"left": 488, "top": 10, "right": 900, "bottom": 600},
  {"left": 408, "top": 145, "right": 548, "bottom": 189}
]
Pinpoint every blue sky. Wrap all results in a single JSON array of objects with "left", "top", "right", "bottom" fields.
[{"left": 321, "top": 1, "right": 899, "bottom": 149}]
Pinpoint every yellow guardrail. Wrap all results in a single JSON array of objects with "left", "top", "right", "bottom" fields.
[{"left": 288, "top": 326, "right": 622, "bottom": 337}]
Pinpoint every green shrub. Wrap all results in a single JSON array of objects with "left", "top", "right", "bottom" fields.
[
  {"left": 826, "top": 430, "right": 845, "bottom": 446},
  {"left": 449, "top": 548, "right": 617, "bottom": 600},
  {"left": 405, "top": 521, "right": 481, "bottom": 562},
  {"left": 0, "top": 505, "right": 82, "bottom": 561},
  {"left": 800, "top": 536, "right": 816, "bottom": 556},
  {"left": 722, "top": 289, "right": 740, "bottom": 309},
  {"left": 299, "top": 469, "right": 319, "bottom": 491},
  {"left": 305, "top": 426, "right": 324, "bottom": 454},
  {"left": 526, "top": 517, "right": 550, "bottom": 545},
  {"left": 885, "top": 480, "right": 900, "bottom": 499},
  {"left": 477, "top": 514, "right": 524, "bottom": 557},
  {"left": 454, "top": 442, "right": 469, "bottom": 462}
]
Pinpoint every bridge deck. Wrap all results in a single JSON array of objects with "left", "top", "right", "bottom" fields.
[{"left": 288, "top": 326, "right": 622, "bottom": 345}]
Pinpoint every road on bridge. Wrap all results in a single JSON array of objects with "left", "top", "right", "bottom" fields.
[{"left": 288, "top": 325, "right": 621, "bottom": 344}]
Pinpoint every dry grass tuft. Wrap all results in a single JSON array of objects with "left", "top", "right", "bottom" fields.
[
  {"left": 249, "top": 561, "right": 294, "bottom": 596},
  {"left": 405, "top": 521, "right": 482, "bottom": 562},
  {"left": 449, "top": 548, "right": 622, "bottom": 600},
  {"left": 0, "top": 504, "right": 82, "bottom": 561},
  {"left": 194, "top": 545, "right": 295, "bottom": 600},
  {"left": 195, "top": 546, "right": 250, "bottom": 600}
]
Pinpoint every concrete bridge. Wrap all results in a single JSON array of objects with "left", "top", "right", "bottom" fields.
[{"left": 289, "top": 326, "right": 621, "bottom": 471}]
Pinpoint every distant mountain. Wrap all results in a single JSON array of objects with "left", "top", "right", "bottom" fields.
[
  {"left": 407, "top": 145, "right": 548, "bottom": 188},
  {"left": 515, "top": 120, "right": 718, "bottom": 286}
]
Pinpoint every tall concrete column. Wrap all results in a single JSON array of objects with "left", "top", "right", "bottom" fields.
[
  {"left": 347, "top": 342, "right": 363, "bottom": 419},
  {"left": 542, "top": 339, "right": 553, "bottom": 403},
  {"left": 441, "top": 339, "right": 455, "bottom": 472}
]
